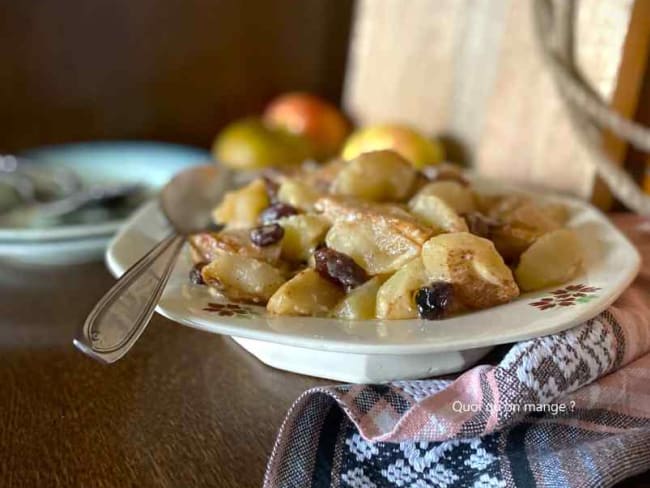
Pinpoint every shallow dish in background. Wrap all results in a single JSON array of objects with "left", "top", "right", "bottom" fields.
[
  {"left": 0, "top": 141, "right": 210, "bottom": 264},
  {"left": 106, "top": 178, "right": 640, "bottom": 382},
  {"left": 1, "top": 141, "right": 211, "bottom": 242}
]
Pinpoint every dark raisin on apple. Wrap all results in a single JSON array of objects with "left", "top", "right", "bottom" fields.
[
  {"left": 463, "top": 212, "right": 500, "bottom": 239},
  {"left": 250, "top": 223, "right": 284, "bottom": 247},
  {"left": 259, "top": 202, "right": 299, "bottom": 224},
  {"left": 313, "top": 247, "right": 369, "bottom": 290},
  {"left": 415, "top": 282, "right": 455, "bottom": 320},
  {"left": 189, "top": 262, "right": 209, "bottom": 285}
]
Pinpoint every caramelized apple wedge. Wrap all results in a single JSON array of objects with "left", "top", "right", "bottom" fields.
[
  {"left": 267, "top": 269, "right": 344, "bottom": 316},
  {"left": 408, "top": 193, "right": 468, "bottom": 234},
  {"left": 212, "top": 179, "right": 269, "bottom": 228},
  {"left": 278, "top": 214, "right": 330, "bottom": 262},
  {"left": 414, "top": 181, "right": 475, "bottom": 214},
  {"left": 334, "top": 276, "right": 385, "bottom": 320},
  {"left": 515, "top": 228, "right": 582, "bottom": 291},
  {"left": 201, "top": 254, "right": 285, "bottom": 304},
  {"left": 188, "top": 228, "right": 281, "bottom": 264},
  {"left": 422, "top": 232, "right": 519, "bottom": 309},
  {"left": 317, "top": 196, "right": 432, "bottom": 245},
  {"left": 376, "top": 258, "right": 429, "bottom": 319},
  {"left": 276, "top": 178, "right": 322, "bottom": 211},
  {"left": 484, "top": 195, "right": 563, "bottom": 261},
  {"left": 331, "top": 150, "right": 417, "bottom": 202},
  {"left": 318, "top": 196, "right": 433, "bottom": 275}
]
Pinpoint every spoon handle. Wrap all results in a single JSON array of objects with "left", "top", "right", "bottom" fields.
[{"left": 74, "top": 233, "right": 185, "bottom": 363}]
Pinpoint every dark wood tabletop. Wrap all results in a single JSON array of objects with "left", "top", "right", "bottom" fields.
[{"left": 1, "top": 260, "right": 648, "bottom": 487}]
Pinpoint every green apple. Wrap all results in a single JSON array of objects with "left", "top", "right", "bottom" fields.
[{"left": 213, "top": 118, "right": 309, "bottom": 170}]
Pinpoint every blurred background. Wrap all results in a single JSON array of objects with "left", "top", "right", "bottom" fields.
[
  {"left": 2, "top": 1, "right": 649, "bottom": 193},
  {"left": 1, "top": 0, "right": 649, "bottom": 264},
  {"left": 0, "top": 0, "right": 354, "bottom": 151}
]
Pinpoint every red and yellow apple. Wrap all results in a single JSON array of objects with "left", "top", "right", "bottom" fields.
[
  {"left": 263, "top": 92, "right": 349, "bottom": 160},
  {"left": 341, "top": 124, "right": 444, "bottom": 169}
]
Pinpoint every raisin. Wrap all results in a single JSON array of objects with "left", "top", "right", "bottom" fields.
[
  {"left": 189, "top": 262, "right": 208, "bottom": 285},
  {"left": 463, "top": 212, "right": 500, "bottom": 239},
  {"left": 415, "top": 282, "right": 455, "bottom": 320},
  {"left": 313, "top": 247, "right": 368, "bottom": 290},
  {"left": 259, "top": 203, "right": 299, "bottom": 224},
  {"left": 250, "top": 223, "right": 284, "bottom": 247}
]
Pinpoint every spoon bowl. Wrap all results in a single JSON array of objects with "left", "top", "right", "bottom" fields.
[{"left": 161, "top": 164, "right": 230, "bottom": 234}]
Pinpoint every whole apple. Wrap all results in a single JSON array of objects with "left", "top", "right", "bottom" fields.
[
  {"left": 213, "top": 118, "right": 309, "bottom": 170},
  {"left": 342, "top": 124, "right": 444, "bottom": 169},
  {"left": 264, "top": 93, "right": 349, "bottom": 160}
]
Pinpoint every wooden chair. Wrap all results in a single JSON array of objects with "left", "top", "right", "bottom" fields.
[{"left": 343, "top": 0, "right": 650, "bottom": 210}]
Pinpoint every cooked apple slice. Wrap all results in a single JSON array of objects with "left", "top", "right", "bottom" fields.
[
  {"left": 376, "top": 258, "right": 429, "bottom": 319},
  {"left": 408, "top": 193, "right": 469, "bottom": 234},
  {"left": 278, "top": 214, "right": 330, "bottom": 262},
  {"left": 334, "top": 276, "right": 385, "bottom": 320},
  {"left": 485, "top": 195, "right": 563, "bottom": 261},
  {"left": 331, "top": 150, "right": 417, "bottom": 202},
  {"left": 316, "top": 196, "right": 432, "bottom": 244},
  {"left": 543, "top": 202, "right": 570, "bottom": 226},
  {"left": 188, "top": 228, "right": 281, "bottom": 264},
  {"left": 267, "top": 268, "right": 344, "bottom": 316},
  {"left": 414, "top": 181, "right": 475, "bottom": 214},
  {"left": 422, "top": 232, "right": 519, "bottom": 309},
  {"left": 201, "top": 254, "right": 285, "bottom": 303},
  {"left": 276, "top": 178, "right": 322, "bottom": 211},
  {"left": 515, "top": 228, "right": 582, "bottom": 291},
  {"left": 212, "top": 179, "right": 269, "bottom": 228},
  {"left": 325, "top": 220, "right": 425, "bottom": 275},
  {"left": 318, "top": 196, "right": 433, "bottom": 274}
]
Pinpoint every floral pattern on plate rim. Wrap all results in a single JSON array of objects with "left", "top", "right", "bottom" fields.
[
  {"left": 198, "top": 284, "right": 603, "bottom": 318},
  {"left": 202, "top": 302, "right": 262, "bottom": 318},
  {"left": 529, "top": 284, "right": 601, "bottom": 311}
]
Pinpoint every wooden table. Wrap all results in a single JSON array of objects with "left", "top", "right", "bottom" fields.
[{"left": 1, "top": 260, "right": 647, "bottom": 487}]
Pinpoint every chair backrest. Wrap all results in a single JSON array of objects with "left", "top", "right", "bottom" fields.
[{"left": 343, "top": 0, "right": 650, "bottom": 209}]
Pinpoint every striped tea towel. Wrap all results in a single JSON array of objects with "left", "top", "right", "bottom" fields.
[{"left": 264, "top": 215, "right": 650, "bottom": 488}]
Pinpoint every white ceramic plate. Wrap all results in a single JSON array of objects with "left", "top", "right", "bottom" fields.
[{"left": 106, "top": 182, "right": 640, "bottom": 382}]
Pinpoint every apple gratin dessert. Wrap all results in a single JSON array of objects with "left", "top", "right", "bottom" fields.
[{"left": 187, "top": 150, "right": 582, "bottom": 320}]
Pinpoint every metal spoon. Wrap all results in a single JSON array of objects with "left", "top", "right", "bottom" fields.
[{"left": 74, "top": 164, "right": 230, "bottom": 363}]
